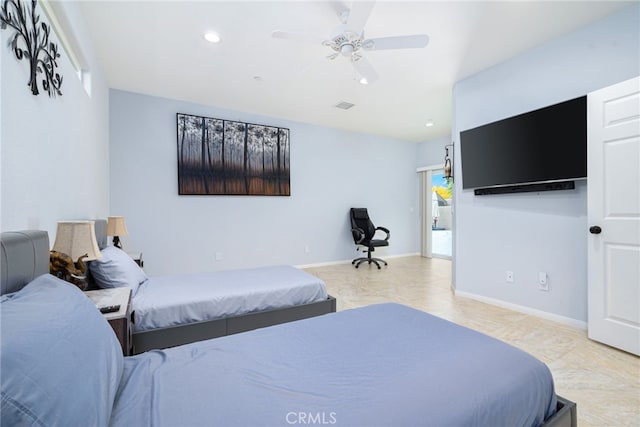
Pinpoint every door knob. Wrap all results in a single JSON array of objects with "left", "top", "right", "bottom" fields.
[{"left": 589, "top": 226, "right": 602, "bottom": 234}]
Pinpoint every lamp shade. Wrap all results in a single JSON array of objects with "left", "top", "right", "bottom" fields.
[
  {"left": 106, "top": 216, "right": 129, "bottom": 237},
  {"left": 52, "top": 221, "right": 102, "bottom": 261}
]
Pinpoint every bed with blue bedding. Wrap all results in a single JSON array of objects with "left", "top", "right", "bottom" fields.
[
  {"left": 85, "top": 220, "right": 336, "bottom": 353},
  {"left": 0, "top": 230, "right": 577, "bottom": 426},
  {"left": 131, "top": 266, "right": 328, "bottom": 333},
  {"left": 110, "top": 302, "right": 559, "bottom": 426}
]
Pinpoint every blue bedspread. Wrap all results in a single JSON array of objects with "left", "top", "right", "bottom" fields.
[
  {"left": 110, "top": 303, "right": 557, "bottom": 426},
  {"left": 132, "top": 265, "right": 328, "bottom": 332}
]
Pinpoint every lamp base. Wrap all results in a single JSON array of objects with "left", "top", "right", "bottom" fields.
[{"left": 113, "top": 236, "right": 122, "bottom": 249}]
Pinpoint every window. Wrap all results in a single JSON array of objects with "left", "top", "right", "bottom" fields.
[{"left": 39, "top": 0, "right": 91, "bottom": 96}]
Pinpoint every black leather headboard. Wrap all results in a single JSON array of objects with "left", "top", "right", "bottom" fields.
[{"left": 1, "top": 230, "right": 50, "bottom": 295}]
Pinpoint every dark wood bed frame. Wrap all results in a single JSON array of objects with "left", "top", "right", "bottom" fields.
[{"left": 0, "top": 229, "right": 576, "bottom": 426}]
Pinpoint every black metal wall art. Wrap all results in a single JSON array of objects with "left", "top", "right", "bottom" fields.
[
  {"left": 177, "top": 113, "right": 290, "bottom": 196},
  {"left": 1, "top": 0, "right": 63, "bottom": 97}
]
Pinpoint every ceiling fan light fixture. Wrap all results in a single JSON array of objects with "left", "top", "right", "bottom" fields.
[
  {"left": 204, "top": 32, "right": 221, "bottom": 43},
  {"left": 359, "top": 77, "right": 368, "bottom": 85},
  {"left": 341, "top": 44, "right": 354, "bottom": 56},
  {"left": 272, "top": 3, "right": 429, "bottom": 85}
]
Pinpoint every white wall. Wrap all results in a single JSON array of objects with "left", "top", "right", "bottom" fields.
[
  {"left": 109, "top": 90, "right": 420, "bottom": 275},
  {"left": 0, "top": 2, "right": 109, "bottom": 239},
  {"left": 452, "top": 4, "right": 640, "bottom": 323}
]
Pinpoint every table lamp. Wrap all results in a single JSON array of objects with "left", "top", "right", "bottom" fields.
[
  {"left": 107, "top": 216, "right": 129, "bottom": 249},
  {"left": 52, "top": 221, "right": 102, "bottom": 288}
]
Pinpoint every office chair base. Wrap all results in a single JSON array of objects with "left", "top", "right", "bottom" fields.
[{"left": 352, "top": 256, "right": 388, "bottom": 270}]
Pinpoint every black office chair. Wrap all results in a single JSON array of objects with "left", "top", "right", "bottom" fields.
[{"left": 350, "top": 208, "right": 390, "bottom": 269}]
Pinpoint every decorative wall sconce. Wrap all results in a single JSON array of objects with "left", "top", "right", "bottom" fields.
[
  {"left": 0, "top": 0, "right": 63, "bottom": 97},
  {"left": 444, "top": 143, "right": 454, "bottom": 182}
]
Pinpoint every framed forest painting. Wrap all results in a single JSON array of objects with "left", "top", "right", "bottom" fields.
[{"left": 177, "top": 113, "right": 290, "bottom": 196}]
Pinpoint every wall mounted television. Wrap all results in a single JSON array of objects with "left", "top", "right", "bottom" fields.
[{"left": 460, "top": 96, "right": 587, "bottom": 195}]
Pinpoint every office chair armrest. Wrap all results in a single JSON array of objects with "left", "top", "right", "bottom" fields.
[
  {"left": 351, "top": 227, "right": 365, "bottom": 244},
  {"left": 375, "top": 227, "right": 391, "bottom": 241}
]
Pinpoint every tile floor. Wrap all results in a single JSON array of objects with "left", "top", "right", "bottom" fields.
[{"left": 304, "top": 256, "right": 640, "bottom": 427}]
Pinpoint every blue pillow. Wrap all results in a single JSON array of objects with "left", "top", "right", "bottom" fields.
[
  {"left": 1, "top": 274, "right": 123, "bottom": 426},
  {"left": 89, "top": 246, "right": 148, "bottom": 295}
]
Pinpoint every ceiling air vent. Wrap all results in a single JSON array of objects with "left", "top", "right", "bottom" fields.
[{"left": 335, "top": 101, "right": 355, "bottom": 110}]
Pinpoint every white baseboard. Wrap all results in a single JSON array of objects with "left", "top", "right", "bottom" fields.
[
  {"left": 381, "top": 252, "right": 421, "bottom": 259},
  {"left": 454, "top": 290, "right": 587, "bottom": 330},
  {"left": 295, "top": 257, "right": 586, "bottom": 330},
  {"left": 296, "top": 259, "right": 352, "bottom": 269},
  {"left": 296, "top": 252, "right": 421, "bottom": 269}
]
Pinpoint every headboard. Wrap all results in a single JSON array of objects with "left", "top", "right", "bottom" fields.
[
  {"left": 93, "top": 219, "right": 108, "bottom": 249},
  {"left": 0, "top": 230, "right": 50, "bottom": 295},
  {"left": 0, "top": 221, "right": 107, "bottom": 295}
]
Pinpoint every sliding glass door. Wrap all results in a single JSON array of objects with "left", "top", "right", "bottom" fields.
[
  {"left": 419, "top": 167, "right": 452, "bottom": 259},
  {"left": 430, "top": 171, "right": 452, "bottom": 258}
]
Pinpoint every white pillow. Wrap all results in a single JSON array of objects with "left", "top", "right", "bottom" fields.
[{"left": 89, "top": 246, "right": 148, "bottom": 294}]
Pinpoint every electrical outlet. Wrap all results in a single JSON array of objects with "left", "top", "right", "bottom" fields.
[
  {"left": 539, "top": 272, "right": 549, "bottom": 291},
  {"left": 215, "top": 252, "right": 223, "bottom": 261},
  {"left": 304, "top": 245, "right": 311, "bottom": 253},
  {"left": 506, "top": 271, "right": 514, "bottom": 283}
]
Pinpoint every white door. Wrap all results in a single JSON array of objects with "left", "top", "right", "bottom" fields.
[{"left": 587, "top": 76, "right": 640, "bottom": 356}]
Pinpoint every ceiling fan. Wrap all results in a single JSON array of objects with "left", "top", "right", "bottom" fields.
[{"left": 272, "top": 1, "right": 429, "bottom": 84}]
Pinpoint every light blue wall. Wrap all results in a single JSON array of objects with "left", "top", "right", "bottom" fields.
[
  {"left": 1, "top": 2, "right": 109, "bottom": 238},
  {"left": 452, "top": 4, "right": 640, "bottom": 323},
  {"left": 4, "top": 2, "right": 635, "bottom": 324},
  {"left": 109, "top": 90, "right": 420, "bottom": 275},
  {"left": 417, "top": 136, "right": 451, "bottom": 169}
]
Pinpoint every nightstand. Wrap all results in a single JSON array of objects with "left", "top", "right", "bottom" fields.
[
  {"left": 84, "top": 288, "right": 133, "bottom": 356},
  {"left": 128, "top": 252, "right": 144, "bottom": 267}
]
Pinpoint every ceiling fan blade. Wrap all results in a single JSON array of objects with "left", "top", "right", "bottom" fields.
[
  {"left": 352, "top": 56, "right": 379, "bottom": 84},
  {"left": 363, "top": 34, "right": 429, "bottom": 51},
  {"left": 328, "top": 1, "right": 349, "bottom": 22},
  {"left": 346, "top": 1, "right": 375, "bottom": 35},
  {"left": 271, "top": 30, "right": 325, "bottom": 45}
]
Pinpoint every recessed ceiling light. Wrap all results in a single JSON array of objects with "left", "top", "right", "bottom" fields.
[
  {"left": 425, "top": 121, "right": 434, "bottom": 127},
  {"left": 204, "top": 32, "right": 221, "bottom": 43}
]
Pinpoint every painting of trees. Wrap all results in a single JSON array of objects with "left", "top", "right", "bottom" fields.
[{"left": 177, "top": 113, "right": 290, "bottom": 196}]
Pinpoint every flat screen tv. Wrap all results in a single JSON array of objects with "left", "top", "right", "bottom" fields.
[{"left": 460, "top": 96, "right": 587, "bottom": 193}]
